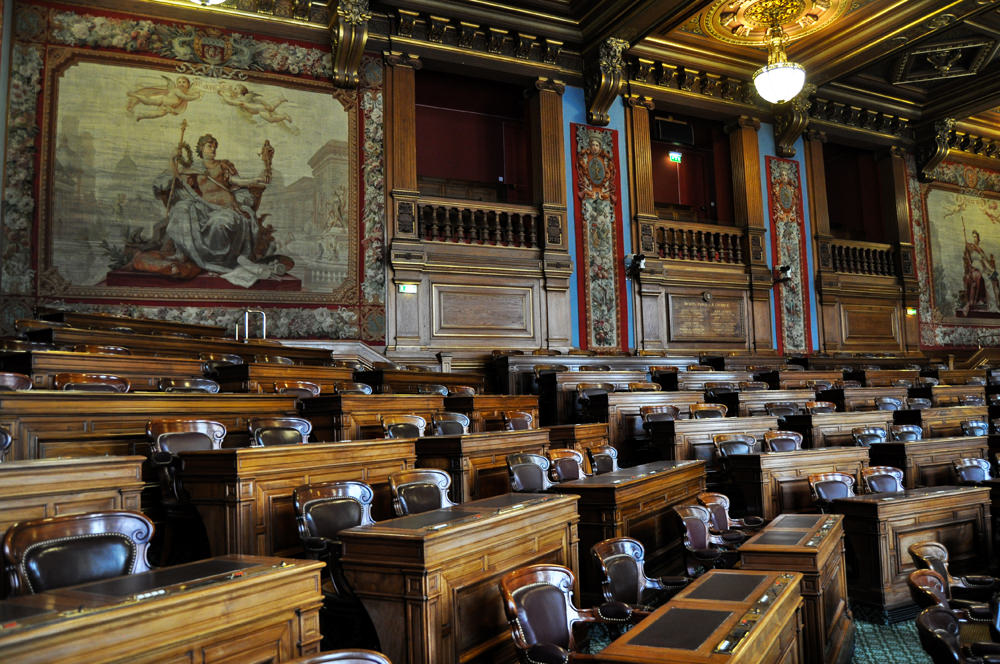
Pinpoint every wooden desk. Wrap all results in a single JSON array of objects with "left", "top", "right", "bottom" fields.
[
  {"left": 907, "top": 405, "right": 989, "bottom": 437},
  {"left": 354, "top": 368, "right": 487, "bottom": 395},
  {"left": 928, "top": 369, "right": 987, "bottom": 386},
  {"left": 740, "top": 514, "right": 854, "bottom": 664},
  {"left": 674, "top": 370, "right": 751, "bottom": 392},
  {"left": 0, "top": 350, "right": 208, "bottom": 390},
  {"left": 911, "top": 385, "right": 987, "bottom": 407},
  {"left": 491, "top": 354, "right": 695, "bottom": 394},
  {"left": 297, "top": 393, "right": 445, "bottom": 440},
  {"left": 0, "top": 555, "right": 324, "bottom": 663},
  {"left": 596, "top": 570, "right": 803, "bottom": 664},
  {"left": 727, "top": 447, "right": 870, "bottom": 519},
  {"left": 603, "top": 391, "right": 706, "bottom": 447},
  {"left": 442, "top": 394, "right": 539, "bottom": 432},
  {"left": 552, "top": 460, "right": 706, "bottom": 602},
  {"left": 756, "top": 369, "right": 841, "bottom": 389},
  {"left": 0, "top": 391, "right": 299, "bottom": 460},
  {"left": 340, "top": 493, "right": 580, "bottom": 664},
  {"left": 834, "top": 486, "right": 992, "bottom": 620},
  {"left": 414, "top": 429, "right": 550, "bottom": 501},
  {"left": 547, "top": 422, "right": 609, "bottom": 474},
  {"left": 710, "top": 389, "right": 815, "bottom": 417},
  {"left": 539, "top": 371, "right": 650, "bottom": 425},
  {"left": 817, "top": 387, "right": 909, "bottom": 412},
  {"left": 214, "top": 362, "right": 353, "bottom": 394},
  {"left": 851, "top": 369, "right": 919, "bottom": 387},
  {"left": 867, "top": 435, "right": 989, "bottom": 488},
  {"left": 782, "top": 411, "right": 895, "bottom": 448},
  {"left": 38, "top": 310, "right": 229, "bottom": 337},
  {"left": 175, "top": 438, "right": 416, "bottom": 555}
]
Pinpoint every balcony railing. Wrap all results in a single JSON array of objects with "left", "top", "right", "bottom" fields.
[
  {"left": 652, "top": 220, "right": 744, "bottom": 264},
  {"left": 828, "top": 239, "right": 897, "bottom": 276},
  {"left": 417, "top": 197, "right": 542, "bottom": 249}
]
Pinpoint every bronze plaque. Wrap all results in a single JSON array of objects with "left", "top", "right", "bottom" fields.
[{"left": 668, "top": 295, "right": 745, "bottom": 342}]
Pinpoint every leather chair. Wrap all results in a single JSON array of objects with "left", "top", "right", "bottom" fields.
[
  {"left": 430, "top": 411, "right": 470, "bottom": 435},
  {"left": 507, "top": 453, "right": 556, "bottom": 492},
  {"left": 968, "top": 376, "right": 988, "bottom": 386},
  {"left": 890, "top": 424, "right": 923, "bottom": 441},
  {"left": 805, "top": 401, "right": 837, "bottom": 414},
  {"left": 249, "top": 416, "right": 312, "bottom": 446},
  {"left": 403, "top": 383, "right": 448, "bottom": 396},
  {"left": 547, "top": 449, "right": 588, "bottom": 482},
  {"left": 690, "top": 403, "right": 727, "bottom": 419},
  {"left": 907, "top": 397, "right": 933, "bottom": 410},
  {"left": 908, "top": 569, "right": 993, "bottom": 625},
  {"left": 627, "top": 381, "right": 661, "bottom": 391},
  {"left": 641, "top": 404, "right": 679, "bottom": 423},
  {"left": 713, "top": 433, "right": 757, "bottom": 457},
  {"left": 704, "top": 381, "right": 737, "bottom": 393},
  {"left": 764, "top": 401, "right": 801, "bottom": 417},
  {"left": 807, "top": 472, "right": 855, "bottom": 512},
  {"left": 697, "top": 491, "right": 764, "bottom": 533},
  {"left": 148, "top": 418, "right": 226, "bottom": 454},
  {"left": 673, "top": 505, "right": 729, "bottom": 574},
  {"left": 915, "top": 376, "right": 940, "bottom": 387},
  {"left": 502, "top": 410, "right": 534, "bottom": 431},
  {"left": 3, "top": 510, "right": 153, "bottom": 595},
  {"left": 447, "top": 385, "right": 477, "bottom": 396},
  {"left": 328, "top": 359, "right": 363, "bottom": 370},
  {"left": 200, "top": 352, "right": 243, "bottom": 374},
  {"left": 763, "top": 430, "right": 803, "bottom": 452},
  {"left": 335, "top": 382, "right": 373, "bottom": 395},
  {"left": 962, "top": 419, "right": 990, "bottom": 437},
  {"left": 587, "top": 445, "right": 620, "bottom": 474},
  {"left": 841, "top": 379, "right": 862, "bottom": 388},
  {"left": 893, "top": 378, "right": 914, "bottom": 388},
  {"left": 852, "top": 426, "right": 887, "bottom": 448},
  {"left": 499, "top": 564, "right": 634, "bottom": 664},
  {"left": 255, "top": 354, "right": 295, "bottom": 365},
  {"left": 916, "top": 605, "right": 1000, "bottom": 664},
  {"left": 961, "top": 394, "right": 988, "bottom": 406},
  {"left": 285, "top": 652, "right": 392, "bottom": 664},
  {"left": 738, "top": 381, "right": 769, "bottom": 391},
  {"left": 910, "top": 541, "right": 1000, "bottom": 603},
  {"left": 528, "top": 364, "right": 569, "bottom": 395},
  {"left": 158, "top": 377, "right": 220, "bottom": 393},
  {"left": 53, "top": 372, "right": 130, "bottom": 392},
  {"left": 806, "top": 379, "right": 835, "bottom": 391},
  {"left": 576, "top": 383, "right": 613, "bottom": 423},
  {"left": 954, "top": 458, "right": 993, "bottom": 485},
  {"left": 685, "top": 364, "right": 711, "bottom": 371},
  {"left": 861, "top": 466, "right": 904, "bottom": 493},
  {"left": 591, "top": 537, "right": 688, "bottom": 612},
  {"left": 275, "top": 380, "right": 321, "bottom": 399},
  {"left": 0, "top": 427, "right": 11, "bottom": 462},
  {"left": 73, "top": 344, "right": 131, "bottom": 355},
  {"left": 381, "top": 414, "right": 426, "bottom": 439},
  {"left": 388, "top": 469, "right": 457, "bottom": 516},
  {"left": 875, "top": 396, "right": 904, "bottom": 411},
  {"left": 0, "top": 372, "right": 32, "bottom": 391}
]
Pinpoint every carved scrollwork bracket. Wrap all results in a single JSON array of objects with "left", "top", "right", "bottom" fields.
[
  {"left": 586, "top": 37, "right": 629, "bottom": 126},
  {"left": 330, "top": 0, "right": 371, "bottom": 88},
  {"left": 773, "top": 84, "right": 815, "bottom": 158},
  {"left": 916, "top": 117, "right": 955, "bottom": 182},
  {"left": 535, "top": 78, "right": 566, "bottom": 95},
  {"left": 625, "top": 94, "right": 655, "bottom": 111}
]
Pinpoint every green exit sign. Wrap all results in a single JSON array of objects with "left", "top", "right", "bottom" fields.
[{"left": 668, "top": 151, "right": 682, "bottom": 163}]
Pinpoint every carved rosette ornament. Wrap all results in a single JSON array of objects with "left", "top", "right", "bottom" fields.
[
  {"left": 330, "top": 0, "right": 371, "bottom": 88},
  {"left": 586, "top": 37, "right": 629, "bottom": 127},
  {"left": 773, "top": 83, "right": 814, "bottom": 157},
  {"left": 917, "top": 117, "right": 956, "bottom": 183}
]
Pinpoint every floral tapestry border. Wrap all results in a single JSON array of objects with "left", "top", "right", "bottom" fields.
[
  {"left": 765, "top": 156, "right": 811, "bottom": 354},
  {"left": 571, "top": 123, "right": 626, "bottom": 351}
]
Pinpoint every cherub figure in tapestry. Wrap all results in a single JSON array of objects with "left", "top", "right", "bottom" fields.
[
  {"left": 126, "top": 75, "right": 203, "bottom": 122},
  {"left": 216, "top": 83, "right": 294, "bottom": 127}
]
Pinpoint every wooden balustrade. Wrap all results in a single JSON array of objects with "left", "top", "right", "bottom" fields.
[
  {"left": 417, "top": 197, "right": 542, "bottom": 248},
  {"left": 652, "top": 220, "right": 744, "bottom": 264},
  {"left": 828, "top": 239, "right": 898, "bottom": 276}
]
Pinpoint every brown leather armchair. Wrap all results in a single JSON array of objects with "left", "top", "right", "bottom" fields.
[
  {"left": 697, "top": 491, "right": 764, "bottom": 533},
  {"left": 255, "top": 354, "right": 295, "bottom": 365},
  {"left": 285, "top": 652, "right": 392, "bottom": 664},
  {"left": 861, "top": 466, "right": 904, "bottom": 493},
  {"left": 889, "top": 424, "right": 923, "bottom": 441},
  {"left": 916, "top": 605, "right": 1000, "bottom": 664},
  {"left": 0, "top": 372, "right": 32, "bottom": 391},
  {"left": 690, "top": 403, "right": 727, "bottom": 419},
  {"left": 158, "top": 377, "right": 220, "bottom": 393},
  {"left": 388, "top": 469, "right": 457, "bottom": 516},
  {"left": 909, "top": 541, "right": 1000, "bottom": 603},
  {"left": 335, "top": 382, "right": 373, "bottom": 395},
  {"left": 507, "top": 453, "right": 556, "bottom": 492},
  {"left": 807, "top": 472, "right": 855, "bottom": 513},
  {"left": 275, "top": 380, "right": 321, "bottom": 399},
  {"left": 430, "top": 411, "right": 470, "bottom": 435},
  {"left": 763, "top": 430, "right": 803, "bottom": 452},
  {"left": 713, "top": 433, "right": 757, "bottom": 457},
  {"left": 586, "top": 445, "right": 619, "bottom": 474},
  {"left": 502, "top": 410, "right": 535, "bottom": 431},
  {"left": 248, "top": 416, "right": 312, "bottom": 446},
  {"left": 591, "top": 537, "right": 687, "bottom": 612},
  {"left": 547, "top": 449, "right": 588, "bottom": 482},
  {"left": 805, "top": 400, "right": 837, "bottom": 414},
  {"left": 954, "top": 458, "right": 993, "bottom": 485},
  {"left": 962, "top": 419, "right": 990, "bottom": 436},
  {"left": 3, "top": 510, "right": 153, "bottom": 595},
  {"left": 764, "top": 401, "right": 801, "bottom": 417},
  {"left": 381, "top": 414, "right": 426, "bottom": 438},
  {"left": 53, "top": 372, "right": 130, "bottom": 392},
  {"left": 852, "top": 426, "right": 887, "bottom": 448}
]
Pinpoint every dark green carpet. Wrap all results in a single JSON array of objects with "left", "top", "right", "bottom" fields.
[{"left": 853, "top": 618, "right": 931, "bottom": 664}]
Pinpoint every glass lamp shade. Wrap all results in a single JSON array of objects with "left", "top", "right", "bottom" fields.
[{"left": 753, "top": 61, "right": 806, "bottom": 104}]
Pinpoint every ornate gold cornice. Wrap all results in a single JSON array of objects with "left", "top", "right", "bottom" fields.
[{"left": 330, "top": 0, "right": 371, "bottom": 88}]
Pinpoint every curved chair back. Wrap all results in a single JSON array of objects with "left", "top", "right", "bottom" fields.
[
  {"left": 852, "top": 426, "right": 887, "bottom": 448},
  {"left": 447, "top": 385, "right": 477, "bottom": 396},
  {"left": 763, "top": 430, "right": 803, "bottom": 453},
  {"left": 875, "top": 396, "right": 903, "bottom": 411},
  {"left": 547, "top": 449, "right": 587, "bottom": 482},
  {"left": 961, "top": 419, "right": 990, "bottom": 437},
  {"left": 293, "top": 480, "right": 375, "bottom": 547},
  {"left": 627, "top": 382, "right": 661, "bottom": 392},
  {"left": 697, "top": 492, "right": 764, "bottom": 533},
  {"left": 335, "top": 382, "right": 373, "bottom": 395},
  {"left": 388, "top": 469, "right": 456, "bottom": 516},
  {"left": 806, "top": 380, "right": 835, "bottom": 391},
  {"left": 906, "top": 397, "right": 932, "bottom": 410},
  {"left": 284, "top": 651, "right": 392, "bottom": 664},
  {"left": 3, "top": 511, "right": 153, "bottom": 595},
  {"left": 908, "top": 541, "right": 959, "bottom": 591},
  {"left": 641, "top": 404, "right": 679, "bottom": 422},
  {"left": 915, "top": 376, "right": 939, "bottom": 387},
  {"left": 591, "top": 537, "right": 686, "bottom": 609},
  {"left": 328, "top": 359, "right": 363, "bottom": 370},
  {"left": 499, "top": 564, "right": 585, "bottom": 657},
  {"left": 587, "top": 445, "right": 620, "bottom": 474},
  {"left": 147, "top": 418, "right": 226, "bottom": 453},
  {"left": 158, "top": 377, "right": 220, "bottom": 393},
  {"left": 690, "top": 403, "right": 727, "bottom": 419},
  {"left": 890, "top": 424, "right": 923, "bottom": 441},
  {"left": 502, "top": 411, "right": 534, "bottom": 431},
  {"left": 862, "top": 466, "right": 904, "bottom": 493},
  {"left": 764, "top": 402, "right": 800, "bottom": 417},
  {"left": 960, "top": 393, "right": 987, "bottom": 406},
  {"left": 953, "top": 457, "right": 991, "bottom": 485},
  {"left": 381, "top": 414, "right": 426, "bottom": 439},
  {"left": 200, "top": 352, "right": 244, "bottom": 374},
  {"left": 0, "top": 372, "right": 32, "bottom": 391},
  {"left": 400, "top": 383, "right": 447, "bottom": 396},
  {"left": 53, "top": 373, "right": 130, "bottom": 392},
  {"left": 507, "top": 453, "right": 555, "bottom": 492},
  {"left": 808, "top": 472, "right": 855, "bottom": 511},
  {"left": 255, "top": 355, "right": 295, "bottom": 365},
  {"left": 249, "top": 417, "right": 312, "bottom": 446},
  {"left": 967, "top": 376, "right": 988, "bottom": 386},
  {"left": 713, "top": 433, "right": 756, "bottom": 457},
  {"left": 73, "top": 344, "right": 131, "bottom": 355},
  {"left": 915, "top": 606, "right": 963, "bottom": 664},
  {"left": 805, "top": 401, "right": 836, "bottom": 414},
  {"left": 908, "top": 568, "right": 950, "bottom": 610},
  {"left": 274, "top": 380, "right": 321, "bottom": 399},
  {"left": 737, "top": 381, "right": 769, "bottom": 391},
  {"left": 704, "top": 381, "right": 737, "bottom": 392},
  {"left": 431, "top": 412, "right": 470, "bottom": 435},
  {"left": 0, "top": 427, "right": 11, "bottom": 462}
]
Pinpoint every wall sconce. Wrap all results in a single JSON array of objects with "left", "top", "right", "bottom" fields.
[{"left": 397, "top": 283, "right": 418, "bottom": 294}]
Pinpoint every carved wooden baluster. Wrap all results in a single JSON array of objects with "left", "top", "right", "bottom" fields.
[
  {"left": 696, "top": 230, "right": 706, "bottom": 261},
  {"left": 444, "top": 207, "right": 456, "bottom": 241},
  {"left": 501, "top": 213, "right": 512, "bottom": 246},
  {"left": 460, "top": 208, "right": 472, "bottom": 243},
  {"left": 669, "top": 228, "right": 679, "bottom": 259},
  {"left": 527, "top": 215, "right": 538, "bottom": 248},
  {"left": 834, "top": 245, "right": 844, "bottom": 272},
  {"left": 879, "top": 250, "right": 889, "bottom": 275},
  {"left": 726, "top": 233, "right": 736, "bottom": 263},
  {"left": 655, "top": 228, "right": 665, "bottom": 258},
  {"left": 847, "top": 247, "right": 857, "bottom": 273},
  {"left": 428, "top": 206, "right": 440, "bottom": 241},
  {"left": 865, "top": 249, "right": 874, "bottom": 274},
  {"left": 712, "top": 232, "right": 722, "bottom": 261},
  {"left": 733, "top": 235, "right": 743, "bottom": 264},
  {"left": 484, "top": 211, "right": 495, "bottom": 244},
  {"left": 472, "top": 209, "right": 483, "bottom": 243},
  {"left": 684, "top": 229, "right": 694, "bottom": 259},
  {"left": 418, "top": 205, "right": 429, "bottom": 239},
  {"left": 516, "top": 214, "right": 527, "bottom": 246}
]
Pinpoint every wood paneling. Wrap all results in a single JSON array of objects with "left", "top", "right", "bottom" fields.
[
  {"left": 840, "top": 305, "right": 900, "bottom": 348},
  {"left": 667, "top": 293, "right": 746, "bottom": 342},
  {"left": 432, "top": 283, "right": 535, "bottom": 338},
  {"left": 868, "top": 436, "right": 989, "bottom": 488},
  {"left": 443, "top": 394, "right": 539, "bottom": 431},
  {"left": 298, "top": 394, "right": 444, "bottom": 440}
]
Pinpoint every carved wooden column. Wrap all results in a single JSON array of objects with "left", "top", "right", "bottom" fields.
[
  {"left": 624, "top": 93, "right": 658, "bottom": 349},
  {"left": 384, "top": 51, "right": 425, "bottom": 351},
  {"left": 531, "top": 77, "right": 572, "bottom": 350},
  {"left": 879, "top": 145, "right": 921, "bottom": 353},
  {"left": 329, "top": 0, "right": 370, "bottom": 88},
  {"left": 726, "top": 115, "right": 773, "bottom": 352}
]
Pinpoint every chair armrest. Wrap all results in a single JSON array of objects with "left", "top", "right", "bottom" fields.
[
  {"left": 953, "top": 599, "right": 991, "bottom": 617},
  {"left": 525, "top": 643, "right": 570, "bottom": 664},
  {"left": 149, "top": 451, "right": 175, "bottom": 467},
  {"left": 595, "top": 600, "right": 633, "bottom": 623},
  {"left": 963, "top": 575, "right": 999, "bottom": 587},
  {"left": 970, "top": 642, "right": 1000, "bottom": 657},
  {"left": 653, "top": 575, "right": 690, "bottom": 589}
]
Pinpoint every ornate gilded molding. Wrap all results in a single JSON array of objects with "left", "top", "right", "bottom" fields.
[
  {"left": 916, "top": 117, "right": 956, "bottom": 182},
  {"left": 724, "top": 115, "right": 761, "bottom": 134},
  {"left": 628, "top": 57, "right": 755, "bottom": 106},
  {"left": 535, "top": 77, "right": 566, "bottom": 95},
  {"left": 383, "top": 51, "right": 421, "bottom": 70},
  {"left": 586, "top": 37, "right": 629, "bottom": 127},
  {"left": 773, "top": 84, "right": 814, "bottom": 158},
  {"left": 808, "top": 97, "right": 911, "bottom": 139},
  {"left": 330, "top": 0, "right": 370, "bottom": 88},
  {"left": 625, "top": 94, "right": 654, "bottom": 111}
]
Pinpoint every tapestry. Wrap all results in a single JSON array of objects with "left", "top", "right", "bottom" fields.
[
  {"left": 765, "top": 156, "right": 811, "bottom": 354},
  {"left": 910, "top": 158, "right": 1000, "bottom": 347},
  {"left": 571, "top": 123, "right": 626, "bottom": 351},
  {"left": 1, "top": 4, "right": 386, "bottom": 340}
]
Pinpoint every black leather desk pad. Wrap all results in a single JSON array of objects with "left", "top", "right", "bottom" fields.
[
  {"left": 685, "top": 572, "right": 766, "bottom": 602},
  {"left": 753, "top": 530, "right": 807, "bottom": 546},
  {"left": 469, "top": 494, "right": 546, "bottom": 509},
  {"left": 71, "top": 559, "right": 259, "bottom": 597},
  {"left": 382, "top": 509, "right": 480, "bottom": 530},
  {"left": 628, "top": 608, "right": 732, "bottom": 649},
  {"left": 771, "top": 514, "right": 822, "bottom": 528}
]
